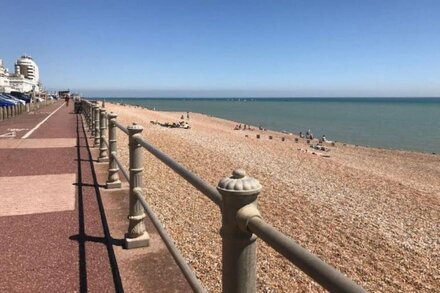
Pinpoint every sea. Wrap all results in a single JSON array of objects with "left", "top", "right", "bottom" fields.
[{"left": 101, "top": 98, "right": 440, "bottom": 154}]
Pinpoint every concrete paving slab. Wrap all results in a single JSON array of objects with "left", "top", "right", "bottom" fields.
[
  {"left": 0, "top": 148, "right": 76, "bottom": 177},
  {"left": 0, "top": 173, "right": 76, "bottom": 216},
  {"left": 0, "top": 138, "right": 76, "bottom": 149}
]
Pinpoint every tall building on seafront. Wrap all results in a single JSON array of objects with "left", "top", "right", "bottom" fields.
[{"left": 0, "top": 55, "right": 41, "bottom": 93}]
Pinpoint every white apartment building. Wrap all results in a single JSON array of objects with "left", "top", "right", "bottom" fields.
[{"left": 0, "top": 55, "right": 41, "bottom": 93}]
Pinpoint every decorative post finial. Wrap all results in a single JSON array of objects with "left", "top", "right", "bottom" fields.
[{"left": 217, "top": 169, "right": 262, "bottom": 195}]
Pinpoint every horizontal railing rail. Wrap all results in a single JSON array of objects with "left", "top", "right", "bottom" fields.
[
  {"left": 79, "top": 99, "right": 366, "bottom": 293},
  {"left": 133, "top": 188, "right": 206, "bottom": 292},
  {"left": 81, "top": 100, "right": 206, "bottom": 291},
  {"left": 135, "top": 136, "right": 222, "bottom": 206},
  {"left": 247, "top": 217, "right": 366, "bottom": 292},
  {"left": 111, "top": 153, "right": 129, "bottom": 182},
  {"left": 114, "top": 120, "right": 129, "bottom": 135}
]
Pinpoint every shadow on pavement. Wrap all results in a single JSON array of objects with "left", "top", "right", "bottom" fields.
[{"left": 70, "top": 113, "right": 124, "bottom": 293}]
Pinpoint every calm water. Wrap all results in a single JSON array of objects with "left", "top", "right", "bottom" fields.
[{"left": 101, "top": 98, "right": 440, "bottom": 153}]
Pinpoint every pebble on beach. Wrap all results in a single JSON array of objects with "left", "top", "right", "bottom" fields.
[{"left": 106, "top": 102, "right": 440, "bottom": 293}]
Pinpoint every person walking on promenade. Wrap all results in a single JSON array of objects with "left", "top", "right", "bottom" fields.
[{"left": 65, "top": 96, "right": 70, "bottom": 107}]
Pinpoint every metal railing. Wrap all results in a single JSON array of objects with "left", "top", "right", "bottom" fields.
[{"left": 80, "top": 99, "right": 366, "bottom": 293}]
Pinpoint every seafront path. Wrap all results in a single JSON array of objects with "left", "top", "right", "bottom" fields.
[{"left": 0, "top": 101, "right": 191, "bottom": 292}]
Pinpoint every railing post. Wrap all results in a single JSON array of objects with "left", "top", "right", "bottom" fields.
[
  {"left": 91, "top": 104, "right": 96, "bottom": 137},
  {"left": 98, "top": 109, "right": 109, "bottom": 162},
  {"left": 86, "top": 101, "right": 91, "bottom": 130},
  {"left": 87, "top": 102, "right": 91, "bottom": 128},
  {"left": 106, "top": 112, "right": 121, "bottom": 189},
  {"left": 217, "top": 169, "right": 262, "bottom": 293},
  {"left": 125, "top": 123, "right": 150, "bottom": 249},
  {"left": 0, "top": 107, "right": 3, "bottom": 121},
  {"left": 94, "top": 105, "right": 100, "bottom": 147}
]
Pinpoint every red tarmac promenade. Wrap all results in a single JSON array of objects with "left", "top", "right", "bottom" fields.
[{"left": 0, "top": 101, "right": 192, "bottom": 292}]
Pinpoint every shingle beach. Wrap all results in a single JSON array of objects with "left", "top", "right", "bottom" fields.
[{"left": 105, "top": 102, "right": 439, "bottom": 292}]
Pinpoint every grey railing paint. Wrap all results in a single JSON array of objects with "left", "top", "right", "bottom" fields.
[
  {"left": 102, "top": 137, "right": 109, "bottom": 149},
  {"left": 111, "top": 153, "right": 130, "bottom": 182},
  {"left": 114, "top": 120, "right": 129, "bottom": 135},
  {"left": 80, "top": 99, "right": 366, "bottom": 293},
  {"left": 248, "top": 217, "right": 366, "bottom": 292},
  {"left": 106, "top": 112, "right": 122, "bottom": 189},
  {"left": 98, "top": 108, "right": 109, "bottom": 162},
  {"left": 133, "top": 188, "right": 206, "bottom": 293},
  {"left": 125, "top": 123, "right": 150, "bottom": 249},
  {"left": 135, "top": 135, "right": 222, "bottom": 206}
]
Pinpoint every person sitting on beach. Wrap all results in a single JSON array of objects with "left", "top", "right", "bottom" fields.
[
  {"left": 299, "top": 131, "right": 304, "bottom": 138},
  {"left": 321, "top": 135, "right": 334, "bottom": 144}
]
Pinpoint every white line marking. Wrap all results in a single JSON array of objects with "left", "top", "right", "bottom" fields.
[
  {"left": 0, "top": 131, "right": 16, "bottom": 138},
  {"left": 22, "top": 103, "right": 66, "bottom": 139}
]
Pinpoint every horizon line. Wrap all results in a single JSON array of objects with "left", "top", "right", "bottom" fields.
[{"left": 87, "top": 96, "right": 440, "bottom": 99}]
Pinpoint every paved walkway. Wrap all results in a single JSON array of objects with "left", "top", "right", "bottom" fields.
[{"left": 0, "top": 102, "right": 192, "bottom": 292}]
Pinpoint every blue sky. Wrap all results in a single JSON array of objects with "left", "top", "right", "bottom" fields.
[{"left": 2, "top": 0, "right": 439, "bottom": 97}]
